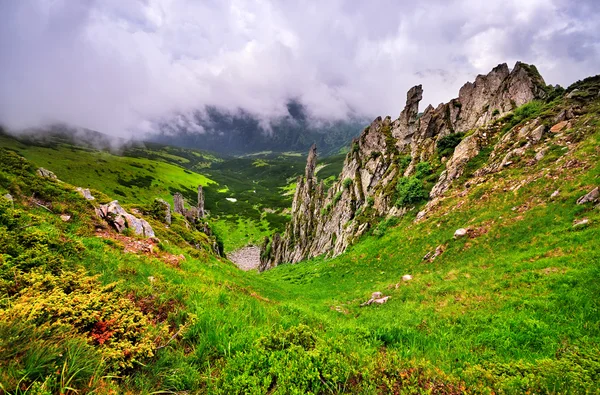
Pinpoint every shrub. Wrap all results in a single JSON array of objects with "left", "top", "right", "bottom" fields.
[
  {"left": 397, "top": 155, "right": 412, "bottom": 175},
  {"left": 501, "top": 100, "right": 546, "bottom": 134},
  {"left": 367, "top": 196, "right": 374, "bottom": 207},
  {"left": 436, "top": 133, "right": 464, "bottom": 158},
  {"left": 0, "top": 269, "right": 166, "bottom": 372},
  {"left": 215, "top": 326, "right": 360, "bottom": 394},
  {"left": 333, "top": 190, "right": 343, "bottom": 205},
  {"left": 414, "top": 161, "right": 433, "bottom": 179},
  {"left": 256, "top": 324, "right": 317, "bottom": 351},
  {"left": 395, "top": 176, "right": 428, "bottom": 207},
  {"left": 342, "top": 178, "right": 353, "bottom": 189}
]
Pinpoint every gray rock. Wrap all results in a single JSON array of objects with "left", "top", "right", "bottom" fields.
[
  {"left": 576, "top": 187, "right": 599, "bottom": 205},
  {"left": 76, "top": 187, "right": 95, "bottom": 200},
  {"left": 573, "top": 218, "right": 589, "bottom": 228},
  {"left": 361, "top": 293, "right": 390, "bottom": 306},
  {"left": 173, "top": 193, "right": 185, "bottom": 215},
  {"left": 454, "top": 228, "right": 468, "bottom": 239},
  {"left": 402, "top": 274, "right": 413, "bottom": 281},
  {"left": 550, "top": 190, "right": 560, "bottom": 199},
  {"left": 37, "top": 168, "right": 57, "bottom": 180},
  {"left": 96, "top": 200, "right": 155, "bottom": 237},
  {"left": 60, "top": 214, "right": 71, "bottom": 222},
  {"left": 535, "top": 148, "right": 548, "bottom": 161}
]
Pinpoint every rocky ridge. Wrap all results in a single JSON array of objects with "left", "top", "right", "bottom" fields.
[{"left": 259, "top": 62, "right": 555, "bottom": 271}]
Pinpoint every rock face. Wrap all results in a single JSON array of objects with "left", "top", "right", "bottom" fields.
[
  {"left": 96, "top": 200, "right": 155, "bottom": 238},
  {"left": 259, "top": 62, "right": 548, "bottom": 271}
]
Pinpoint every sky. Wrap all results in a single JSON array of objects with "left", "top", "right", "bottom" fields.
[{"left": 0, "top": 0, "right": 598, "bottom": 137}]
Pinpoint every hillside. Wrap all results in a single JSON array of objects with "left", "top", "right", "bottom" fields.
[
  {"left": 0, "top": 132, "right": 349, "bottom": 253},
  {"left": 0, "top": 68, "right": 599, "bottom": 394}
]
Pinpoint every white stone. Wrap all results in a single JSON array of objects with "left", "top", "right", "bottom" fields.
[{"left": 454, "top": 228, "right": 468, "bottom": 238}]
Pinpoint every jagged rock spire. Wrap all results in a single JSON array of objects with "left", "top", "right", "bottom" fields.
[
  {"left": 197, "top": 185, "right": 205, "bottom": 218},
  {"left": 173, "top": 193, "right": 185, "bottom": 215},
  {"left": 305, "top": 143, "right": 317, "bottom": 180},
  {"left": 399, "top": 84, "right": 423, "bottom": 123}
]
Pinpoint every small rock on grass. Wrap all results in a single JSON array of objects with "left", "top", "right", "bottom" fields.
[
  {"left": 573, "top": 218, "right": 589, "bottom": 228},
  {"left": 402, "top": 274, "right": 413, "bottom": 281},
  {"left": 454, "top": 228, "right": 468, "bottom": 239},
  {"left": 576, "top": 187, "right": 599, "bottom": 205}
]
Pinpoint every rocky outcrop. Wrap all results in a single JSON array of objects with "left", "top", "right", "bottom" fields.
[
  {"left": 96, "top": 200, "right": 155, "bottom": 238},
  {"left": 173, "top": 186, "right": 205, "bottom": 223},
  {"left": 173, "top": 193, "right": 185, "bottom": 215},
  {"left": 260, "top": 62, "right": 549, "bottom": 271},
  {"left": 76, "top": 187, "right": 95, "bottom": 200},
  {"left": 37, "top": 168, "right": 57, "bottom": 180}
]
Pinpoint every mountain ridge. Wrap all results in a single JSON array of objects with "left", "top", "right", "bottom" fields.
[{"left": 258, "top": 61, "right": 592, "bottom": 271}]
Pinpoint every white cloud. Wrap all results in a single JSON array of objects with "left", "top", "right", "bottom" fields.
[{"left": 0, "top": 0, "right": 598, "bottom": 137}]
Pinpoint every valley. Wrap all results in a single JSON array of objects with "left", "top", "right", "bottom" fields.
[{"left": 1, "top": 71, "right": 599, "bottom": 394}]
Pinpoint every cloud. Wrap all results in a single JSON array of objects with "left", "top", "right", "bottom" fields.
[{"left": 0, "top": 0, "right": 598, "bottom": 137}]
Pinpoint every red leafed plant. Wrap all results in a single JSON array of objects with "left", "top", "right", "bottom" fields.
[{"left": 91, "top": 318, "right": 117, "bottom": 345}]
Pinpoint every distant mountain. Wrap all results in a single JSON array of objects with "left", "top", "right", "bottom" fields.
[{"left": 149, "top": 100, "right": 369, "bottom": 156}]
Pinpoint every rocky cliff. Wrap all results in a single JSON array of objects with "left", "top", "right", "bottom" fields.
[{"left": 259, "top": 62, "right": 550, "bottom": 271}]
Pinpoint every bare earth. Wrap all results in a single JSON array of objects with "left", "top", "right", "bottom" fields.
[{"left": 228, "top": 246, "right": 261, "bottom": 271}]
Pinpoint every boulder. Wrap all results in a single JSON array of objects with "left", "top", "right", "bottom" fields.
[
  {"left": 402, "top": 274, "right": 413, "bottom": 281},
  {"left": 96, "top": 200, "right": 155, "bottom": 238},
  {"left": 76, "top": 187, "right": 95, "bottom": 200},
  {"left": 60, "top": 214, "right": 71, "bottom": 222},
  {"left": 573, "top": 218, "right": 589, "bottom": 228},
  {"left": 454, "top": 228, "right": 468, "bottom": 239},
  {"left": 37, "top": 168, "right": 57, "bottom": 180},
  {"left": 371, "top": 291, "right": 383, "bottom": 299},
  {"left": 550, "top": 190, "right": 560, "bottom": 199},
  {"left": 576, "top": 187, "right": 599, "bottom": 205}
]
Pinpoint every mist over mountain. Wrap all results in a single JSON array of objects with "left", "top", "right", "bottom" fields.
[{"left": 150, "top": 100, "right": 369, "bottom": 155}]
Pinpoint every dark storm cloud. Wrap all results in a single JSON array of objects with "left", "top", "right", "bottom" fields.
[{"left": 0, "top": 0, "right": 598, "bottom": 137}]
